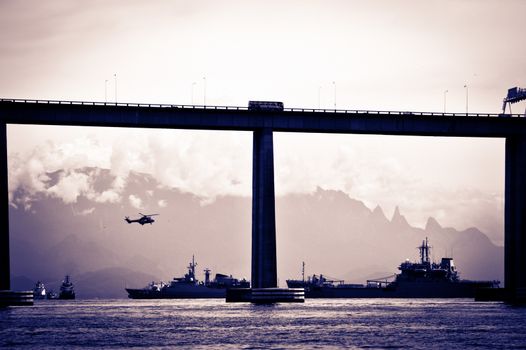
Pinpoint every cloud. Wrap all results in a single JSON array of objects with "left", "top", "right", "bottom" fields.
[
  {"left": 8, "top": 135, "right": 110, "bottom": 194},
  {"left": 128, "top": 194, "right": 143, "bottom": 209},
  {"left": 8, "top": 134, "right": 119, "bottom": 207},
  {"left": 47, "top": 171, "right": 91, "bottom": 204},
  {"left": 86, "top": 175, "right": 126, "bottom": 204},
  {"left": 71, "top": 207, "right": 95, "bottom": 216},
  {"left": 7, "top": 126, "right": 504, "bottom": 245},
  {"left": 274, "top": 133, "right": 504, "bottom": 244},
  {"left": 88, "top": 189, "right": 121, "bottom": 204},
  {"left": 158, "top": 199, "right": 167, "bottom": 208},
  {"left": 108, "top": 129, "right": 252, "bottom": 201}
]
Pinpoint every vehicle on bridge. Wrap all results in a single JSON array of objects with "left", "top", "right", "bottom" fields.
[
  {"left": 248, "top": 101, "right": 284, "bottom": 111},
  {"left": 124, "top": 213, "right": 159, "bottom": 225}
]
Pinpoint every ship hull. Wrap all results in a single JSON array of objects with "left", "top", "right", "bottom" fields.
[
  {"left": 126, "top": 285, "right": 227, "bottom": 299},
  {"left": 58, "top": 292, "right": 75, "bottom": 300},
  {"left": 302, "top": 281, "right": 498, "bottom": 298}
]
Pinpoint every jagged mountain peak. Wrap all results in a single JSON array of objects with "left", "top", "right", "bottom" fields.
[
  {"left": 391, "top": 206, "right": 410, "bottom": 227},
  {"left": 371, "top": 205, "right": 388, "bottom": 221},
  {"left": 425, "top": 216, "right": 442, "bottom": 231}
]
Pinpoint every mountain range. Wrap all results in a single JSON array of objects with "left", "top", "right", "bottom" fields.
[{"left": 10, "top": 168, "right": 503, "bottom": 298}]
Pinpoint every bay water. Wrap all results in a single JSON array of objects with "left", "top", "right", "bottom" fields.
[{"left": 1, "top": 299, "right": 525, "bottom": 349}]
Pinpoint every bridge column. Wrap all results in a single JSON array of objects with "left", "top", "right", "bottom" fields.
[
  {"left": 0, "top": 122, "right": 9, "bottom": 290},
  {"left": 505, "top": 136, "right": 526, "bottom": 302},
  {"left": 251, "top": 128, "right": 278, "bottom": 288}
]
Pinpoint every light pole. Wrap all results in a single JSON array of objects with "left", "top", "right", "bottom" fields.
[
  {"left": 464, "top": 84, "right": 469, "bottom": 115},
  {"left": 203, "top": 77, "right": 207, "bottom": 106},
  {"left": 443, "top": 90, "right": 448, "bottom": 113},
  {"left": 114, "top": 73, "right": 117, "bottom": 103},
  {"left": 105, "top": 80, "right": 108, "bottom": 103},
  {"left": 332, "top": 81, "right": 336, "bottom": 109}
]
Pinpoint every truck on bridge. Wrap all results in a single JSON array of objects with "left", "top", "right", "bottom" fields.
[{"left": 248, "top": 101, "right": 284, "bottom": 111}]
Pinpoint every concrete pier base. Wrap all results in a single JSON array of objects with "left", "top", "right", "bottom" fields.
[
  {"left": 251, "top": 288, "right": 305, "bottom": 303},
  {"left": 226, "top": 288, "right": 305, "bottom": 303},
  {"left": 0, "top": 290, "right": 33, "bottom": 307}
]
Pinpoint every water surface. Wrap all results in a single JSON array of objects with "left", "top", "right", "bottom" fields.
[{"left": 1, "top": 299, "right": 525, "bottom": 349}]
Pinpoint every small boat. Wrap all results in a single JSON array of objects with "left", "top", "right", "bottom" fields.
[
  {"left": 58, "top": 275, "right": 76, "bottom": 300},
  {"left": 46, "top": 290, "right": 59, "bottom": 299},
  {"left": 32, "top": 281, "right": 47, "bottom": 299}
]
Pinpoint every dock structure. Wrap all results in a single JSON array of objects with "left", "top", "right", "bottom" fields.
[
  {"left": 0, "top": 290, "right": 33, "bottom": 307},
  {"left": 1, "top": 99, "right": 526, "bottom": 303}
]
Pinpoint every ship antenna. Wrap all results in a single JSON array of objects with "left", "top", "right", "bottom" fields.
[
  {"left": 418, "top": 237, "right": 431, "bottom": 265},
  {"left": 188, "top": 255, "right": 197, "bottom": 279},
  {"left": 302, "top": 261, "right": 305, "bottom": 282}
]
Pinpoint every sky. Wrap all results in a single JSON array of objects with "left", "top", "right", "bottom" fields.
[{"left": 2, "top": 0, "right": 526, "bottom": 246}]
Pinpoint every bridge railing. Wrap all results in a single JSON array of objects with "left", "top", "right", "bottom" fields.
[{"left": 0, "top": 98, "right": 523, "bottom": 118}]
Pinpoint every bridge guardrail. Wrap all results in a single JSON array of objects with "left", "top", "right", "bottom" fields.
[{"left": 0, "top": 98, "right": 522, "bottom": 118}]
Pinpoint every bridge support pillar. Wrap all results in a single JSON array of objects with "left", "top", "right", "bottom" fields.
[
  {"left": 0, "top": 122, "right": 9, "bottom": 291},
  {"left": 505, "top": 136, "right": 526, "bottom": 302},
  {"left": 251, "top": 128, "right": 278, "bottom": 289}
]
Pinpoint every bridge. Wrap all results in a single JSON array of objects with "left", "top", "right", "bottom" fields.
[{"left": 1, "top": 98, "right": 525, "bottom": 302}]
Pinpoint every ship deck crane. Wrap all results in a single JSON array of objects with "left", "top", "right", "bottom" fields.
[{"left": 502, "top": 87, "right": 526, "bottom": 114}]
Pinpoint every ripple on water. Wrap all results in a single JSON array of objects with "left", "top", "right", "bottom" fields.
[{"left": 1, "top": 299, "right": 526, "bottom": 349}]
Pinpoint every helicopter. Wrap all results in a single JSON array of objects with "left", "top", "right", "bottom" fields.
[{"left": 125, "top": 213, "right": 159, "bottom": 225}]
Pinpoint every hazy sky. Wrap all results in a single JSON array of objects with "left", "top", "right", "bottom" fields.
[{"left": 3, "top": 0, "right": 525, "bottom": 245}]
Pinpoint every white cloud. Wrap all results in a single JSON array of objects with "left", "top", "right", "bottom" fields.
[
  {"left": 71, "top": 207, "right": 96, "bottom": 216},
  {"left": 128, "top": 194, "right": 143, "bottom": 209},
  {"left": 108, "top": 129, "right": 252, "bottom": 201},
  {"left": 47, "top": 171, "right": 91, "bottom": 204},
  {"left": 274, "top": 133, "right": 504, "bottom": 243},
  {"left": 8, "top": 133, "right": 110, "bottom": 197},
  {"left": 86, "top": 175, "right": 126, "bottom": 204},
  {"left": 158, "top": 199, "right": 167, "bottom": 208},
  {"left": 88, "top": 189, "right": 121, "bottom": 204},
  {"left": 7, "top": 126, "right": 505, "bottom": 245}
]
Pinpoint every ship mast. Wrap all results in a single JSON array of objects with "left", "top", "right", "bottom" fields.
[
  {"left": 302, "top": 261, "right": 305, "bottom": 282},
  {"left": 188, "top": 255, "right": 197, "bottom": 280},
  {"left": 418, "top": 237, "right": 431, "bottom": 265}
]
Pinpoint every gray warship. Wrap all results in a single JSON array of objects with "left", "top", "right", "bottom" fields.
[
  {"left": 126, "top": 256, "right": 250, "bottom": 299},
  {"left": 287, "top": 238, "right": 500, "bottom": 298},
  {"left": 58, "top": 275, "right": 75, "bottom": 300}
]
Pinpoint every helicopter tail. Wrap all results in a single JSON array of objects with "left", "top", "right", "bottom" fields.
[{"left": 124, "top": 216, "right": 132, "bottom": 224}]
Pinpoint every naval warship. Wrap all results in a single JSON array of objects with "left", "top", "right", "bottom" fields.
[
  {"left": 126, "top": 256, "right": 250, "bottom": 299},
  {"left": 287, "top": 238, "right": 500, "bottom": 298},
  {"left": 58, "top": 275, "right": 76, "bottom": 300}
]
